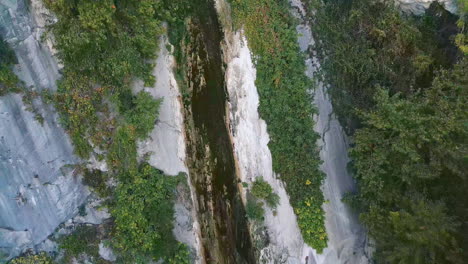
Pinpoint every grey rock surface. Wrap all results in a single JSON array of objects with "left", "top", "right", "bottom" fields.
[
  {"left": 397, "top": 0, "right": 457, "bottom": 15},
  {"left": 0, "top": 0, "right": 88, "bottom": 259},
  {"left": 72, "top": 199, "right": 110, "bottom": 225},
  {"left": 98, "top": 242, "right": 116, "bottom": 262}
]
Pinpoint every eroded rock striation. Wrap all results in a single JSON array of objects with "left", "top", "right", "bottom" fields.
[{"left": 0, "top": 0, "right": 88, "bottom": 259}]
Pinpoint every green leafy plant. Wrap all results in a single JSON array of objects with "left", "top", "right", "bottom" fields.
[
  {"left": 9, "top": 253, "right": 53, "bottom": 264},
  {"left": 309, "top": 0, "right": 460, "bottom": 131},
  {"left": 246, "top": 196, "right": 265, "bottom": 221},
  {"left": 111, "top": 163, "right": 181, "bottom": 262},
  {"left": 58, "top": 225, "right": 101, "bottom": 263},
  {"left": 82, "top": 169, "right": 111, "bottom": 198},
  {"left": 350, "top": 64, "right": 468, "bottom": 262},
  {"left": 0, "top": 38, "right": 20, "bottom": 96},
  {"left": 251, "top": 177, "right": 280, "bottom": 208},
  {"left": 168, "top": 243, "right": 192, "bottom": 264},
  {"left": 123, "top": 91, "right": 162, "bottom": 139},
  {"left": 456, "top": 0, "right": 468, "bottom": 54}
]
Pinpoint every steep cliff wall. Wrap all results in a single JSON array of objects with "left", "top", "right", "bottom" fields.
[
  {"left": 0, "top": 0, "right": 88, "bottom": 259},
  {"left": 218, "top": 0, "right": 371, "bottom": 262}
]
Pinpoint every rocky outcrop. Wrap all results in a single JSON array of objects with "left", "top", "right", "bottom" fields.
[
  {"left": 397, "top": 0, "right": 457, "bottom": 14},
  {"left": 135, "top": 35, "right": 202, "bottom": 263},
  {"left": 0, "top": 0, "right": 88, "bottom": 259}
]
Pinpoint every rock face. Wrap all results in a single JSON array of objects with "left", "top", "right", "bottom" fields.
[
  {"left": 397, "top": 0, "right": 457, "bottom": 15},
  {"left": 219, "top": 0, "right": 371, "bottom": 262},
  {"left": 135, "top": 35, "right": 202, "bottom": 263},
  {"left": 0, "top": 0, "right": 88, "bottom": 260},
  {"left": 224, "top": 32, "right": 308, "bottom": 263},
  {"left": 217, "top": 0, "right": 318, "bottom": 262},
  {"left": 136, "top": 37, "right": 188, "bottom": 178}
]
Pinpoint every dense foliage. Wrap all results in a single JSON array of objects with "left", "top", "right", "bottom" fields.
[
  {"left": 456, "top": 0, "right": 468, "bottom": 53},
  {"left": 168, "top": 244, "right": 192, "bottom": 264},
  {"left": 0, "top": 38, "right": 20, "bottom": 96},
  {"left": 246, "top": 196, "right": 265, "bottom": 221},
  {"left": 245, "top": 178, "right": 280, "bottom": 221},
  {"left": 311, "top": 0, "right": 468, "bottom": 262},
  {"left": 251, "top": 177, "right": 280, "bottom": 208},
  {"left": 8, "top": 253, "right": 53, "bottom": 264},
  {"left": 230, "top": 0, "right": 327, "bottom": 251},
  {"left": 46, "top": 0, "right": 163, "bottom": 159},
  {"left": 45, "top": 0, "right": 161, "bottom": 88},
  {"left": 351, "top": 61, "right": 467, "bottom": 263},
  {"left": 44, "top": 0, "right": 190, "bottom": 262},
  {"left": 112, "top": 163, "right": 183, "bottom": 262},
  {"left": 122, "top": 91, "right": 162, "bottom": 139},
  {"left": 310, "top": 0, "right": 460, "bottom": 130},
  {"left": 57, "top": 225, "right": 103, "bottom": 263}
]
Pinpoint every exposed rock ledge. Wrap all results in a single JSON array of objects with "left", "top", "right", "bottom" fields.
[
  {"left": 397, "top": 0, "right": 457, "bottom": 15},
  {"left": 0, "top": 0, "right": 88, "bottom": 259}
]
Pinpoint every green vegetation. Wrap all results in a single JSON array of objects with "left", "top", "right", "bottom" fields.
[
  {"left": 350, "top": 61, "right": 467, "bottom": 263},
  {"left": 251, "top": 177, "right": 279, "bottom": 208},
  {"left": 311, "top": 0, "right": 468, "bottom": 262},
  {"left": 112, "top": 163, "right": 183, "bottom": 262},
  {"left": 9, "top": 253, "right": 53, "bottom": 264},
  {"left": 45, "top": 0, "right": 160, "bottom": 88},
  {"left": 230, "top": 0, "right": 327, "bottom": 251},
  {"left": 246, "top": 178, "right": 280, "bottom": 221},
  {"left": 57, "top": 225, "right": 104, "bottom": 263},
  {"left": 309, "top": 0, "right": 460, "bottom": 131},
  {"left": 456, "top": 0, "right": 468, "bottom": 53},
  {"left": 0, "top": 38, "right": 20, "bottom": 96},
  {"left": 45, "top": 0, "right": 163, "bottom": 159},
  {"left": 122, "top": 91, "right": 162, "bottom": 139},
  {"left": 168, "top": 243, "right": 192, "bottom": 264},
  {"left": 246, "top": 196, "right": 265, "bottom": 221},
  {"left": 43, "top": 0, "right": 191, "bottom": 262},
  {"left": 82, "top": 169, "right": 111, "bottom": 198}
]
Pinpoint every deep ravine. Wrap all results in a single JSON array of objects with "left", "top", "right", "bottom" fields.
[{"left": 177, "top": 0, "right": 256, "bottom": 262}]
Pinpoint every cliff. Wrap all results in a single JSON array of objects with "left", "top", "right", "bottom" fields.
[{"left": 0, "top": 0, "right": 88, "bottom": 259}]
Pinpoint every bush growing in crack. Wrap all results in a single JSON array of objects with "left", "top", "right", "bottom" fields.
[{"left": 251, "top": 177, "right": 280, "bottom": 209}]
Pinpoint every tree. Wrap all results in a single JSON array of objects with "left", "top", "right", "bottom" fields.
[
  {"left": 350, "top": 59, "right": 468, "bottom": 263},
  {"left": 456, "top": 0, "right": 468, "bottom": 54},
  {"left": 9, "top": 253, "right": 53, "bottom": 264},
  {"left": 363, "top": 198, "right": 459, "bottom": 264},
  {"left": 124, "top": 91, "right": 161, "bottom": 139}
]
